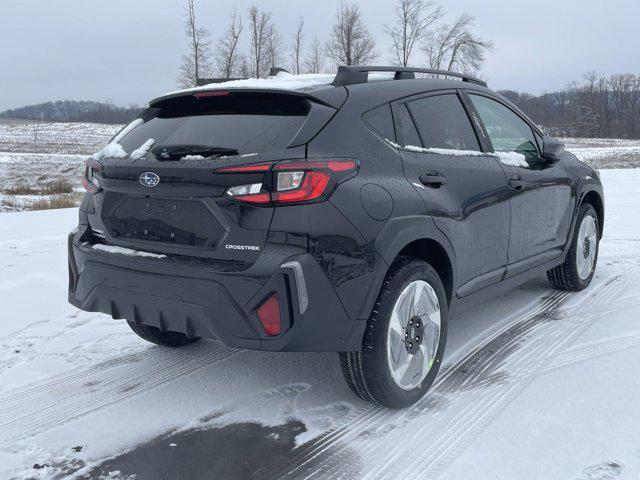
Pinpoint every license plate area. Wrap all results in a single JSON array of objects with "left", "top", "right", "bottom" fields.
[{"left": 108, "top": 197, "right": 224, "bottom": 248}]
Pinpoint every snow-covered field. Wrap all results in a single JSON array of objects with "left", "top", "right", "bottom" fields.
[
  {"left": 561, "top": 137, "right": 640, "bottom": 169},
  {"left": 0, "top": 120, "right": 120, "bottom": 212},
  {"left": 1, "top": 119, "right": 640, "bottom": 212},
  {"left": 0, "top": 169, "right": 639, "bottom": 479}
]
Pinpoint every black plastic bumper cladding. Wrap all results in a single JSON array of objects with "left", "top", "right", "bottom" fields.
[{"left": 68, "top": 234, "right": 365, "bottom": 352}]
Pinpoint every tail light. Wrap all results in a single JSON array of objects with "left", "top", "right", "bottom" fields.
[
  {"left": 257, "top": 292, "right": 281, "bottom": 336},
  {"left": 82, "top": 159, "right": 103, "bottom": 193},
  {"left": 215, "top": 159, "right": 358, "bottom": 206}
]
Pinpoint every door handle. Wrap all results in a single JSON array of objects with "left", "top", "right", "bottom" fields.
[
  {"left": 419, "top": 172, "right": 446, "bottom": 188},
  {"left": 508, "top": 179, "right": 526, "bottom": 190}
]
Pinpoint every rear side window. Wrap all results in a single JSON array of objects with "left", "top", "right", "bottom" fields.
[
  {"left": 117, "top": 92, "right": 309, "bottom": 155},
  {"left": 406, "top": 94, "right": 480, "bottom": 151},
  {"left": 468, "top": 94, "right": 539, "bottom": 159},
  {"left": 363, "top": 104, "right": 396, "bottom": 142}
]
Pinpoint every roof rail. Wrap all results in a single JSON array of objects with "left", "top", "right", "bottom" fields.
[{"left": 332, "top": 66, "right": 487, "bottom": 88}]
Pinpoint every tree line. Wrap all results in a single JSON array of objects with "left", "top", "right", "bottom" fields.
[
  {"left": 0, "top": 100, "right": 142, "bottom": 125},
  {"left": 500, "top": 72, "right": 640, "bottom": 139},
  {"left": 178, "top": 0, "right": 492, "bottom": 86}
]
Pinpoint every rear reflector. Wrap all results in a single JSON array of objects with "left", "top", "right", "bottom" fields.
[{"left": 257, "top": 292, "right": 281, "bottom": 336}]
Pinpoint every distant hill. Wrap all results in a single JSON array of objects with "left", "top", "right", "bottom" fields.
[{"left": 0, "top": 100, "right": 143, "bottom": 124}]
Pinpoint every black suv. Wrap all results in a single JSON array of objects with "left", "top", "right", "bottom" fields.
[{"left": 69, "top": 66, "right": 604, "bottom": 408}]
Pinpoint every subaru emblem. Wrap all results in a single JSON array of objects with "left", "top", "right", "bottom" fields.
[{"left": 139, "top": 171, "right": 160, "bottom": 188}]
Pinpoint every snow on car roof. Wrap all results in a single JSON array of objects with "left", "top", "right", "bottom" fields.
[
  {"left": 163, "top": 72, "right": 337, "bottom": 97},
  {"left": 161, "top": 71, "right": 398, "bottom": 98}
]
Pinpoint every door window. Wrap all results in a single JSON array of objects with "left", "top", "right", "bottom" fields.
[
  {"left": 406, "top": 94, "right": 480, "bottom": 151},
  {"left": 468, "top": 94, "right": 540, "bottom": 160}
]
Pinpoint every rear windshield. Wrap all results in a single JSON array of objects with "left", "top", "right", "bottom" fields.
[{"left": 117, "top": 92, "right": 309, "bottom": 155}]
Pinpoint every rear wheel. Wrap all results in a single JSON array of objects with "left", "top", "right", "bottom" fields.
[
  {"left": 547, "top": 203, "right": 600, "bottom": 291},
  {"left": 126, "top": 321, "right": 201, "bottom": 347},
  {"left": 340, "top": 257, "right": 447, "bottom": 409}
]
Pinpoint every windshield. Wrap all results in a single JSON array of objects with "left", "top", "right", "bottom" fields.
[{"left": 117, "top": 92, "right": 309, "bottom": 156}]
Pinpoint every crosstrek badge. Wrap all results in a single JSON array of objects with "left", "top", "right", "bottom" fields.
[{"left": 224, "top": 244, "right": 261, "bottom": 251}]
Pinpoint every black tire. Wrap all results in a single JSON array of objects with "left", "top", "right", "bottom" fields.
[
  {"left": 547, "top": 203, "right": 600, "bottom": 291},
  {"left": 340, "top": 256, "right": 448, "bottom": 409},
  {"left": 126, "top": 320, "right": 201, "bottom": 347}
]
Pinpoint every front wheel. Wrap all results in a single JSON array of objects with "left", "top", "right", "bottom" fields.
[
  {"left": 340, "top": 257, "right": 448, "bottom": 409},
  {"left": 547, "top": 203, "right": 600, "bottom": 291}
]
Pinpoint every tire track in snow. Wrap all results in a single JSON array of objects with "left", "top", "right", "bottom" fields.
[
  {"left": 259, "top": 290, "right": 572, "bottom": 479},
  {"left": 263, "top": 275, "right": 626, "bottom": 480},
  {"left": 0, "top": 342, "right": 239, "bottom": 447},
  {"left": 0, "top": 342, "right": 180, "bottom": 407}
]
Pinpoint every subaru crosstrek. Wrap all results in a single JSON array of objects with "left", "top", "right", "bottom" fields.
[{"left": 68, "top": 66, "right": 604, "bottom": 408}]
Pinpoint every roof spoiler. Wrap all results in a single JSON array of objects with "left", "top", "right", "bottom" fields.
[{"left": 332, "top": 66, "right": 487, "bottom": 87}]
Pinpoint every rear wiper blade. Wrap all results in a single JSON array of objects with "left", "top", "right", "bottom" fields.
[{"left": 152, "top": 144, "right": 239, "bottom": 161}]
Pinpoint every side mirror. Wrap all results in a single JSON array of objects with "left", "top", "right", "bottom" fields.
[{"left": 542, "top": 136, "right": 565, "bottom": 162}]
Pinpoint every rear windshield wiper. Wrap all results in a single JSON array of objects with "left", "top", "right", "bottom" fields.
[{"left": 152, "top": 144, "right": 239, "bottom": 161}]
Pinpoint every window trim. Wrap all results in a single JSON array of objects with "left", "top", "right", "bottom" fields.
[
  {"left": 390, "top": 89, "right": 487, "bottom": 153},
  {"left": 460, "top": 90, "right": 543, "bottom": 157}
]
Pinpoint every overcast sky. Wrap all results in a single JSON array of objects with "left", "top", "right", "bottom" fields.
[{"left": 0, "top": 0, "right": 638, "bottom": 111}]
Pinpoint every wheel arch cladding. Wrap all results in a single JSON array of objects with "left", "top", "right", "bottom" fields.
[
  {"left": 373, "top": 216, "right": 456, "bottom": 309},
  {"left": 396, "top": 239, "right": 454, "bottom": 307},
  {"left": 581, "top": 190, "right": 604, "bottom": 237}
]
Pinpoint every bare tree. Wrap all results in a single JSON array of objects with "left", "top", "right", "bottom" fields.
[
  {"left": 304, "top": 37, "right": 326, "bottom": 74},
  {"left": 326, "top": 0, "right": 377, "bottom": 66},
  {"left": 178, "top": 0, "right": 213, "bottom": 87},
  {"left": 248, "top": 6, "right": 273, "bottom": 78},
  {"left": 498, "top": 72, "right": 640, "bottom": 139},
  {"left": 384, "top": 0, "right": 442, "bottom": 66},
  {"left": 265, "top": 24, "right": 286, "bottom": 72},
  {"left": 215, "top": 8, "right": 243, "bottom": 78},
  {"left": 422, "top": 14, "right": 492, "bottom": 73},
  {"left": 291, "top": 17, "right": 304, "bottom": 74},
  {"left": 237, "top": 55, "right": 251, "bottom": 78}
]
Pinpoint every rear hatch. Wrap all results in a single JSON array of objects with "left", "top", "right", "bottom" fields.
[{"left": 85, "top": 89, "right": 339, "bottom": 262}]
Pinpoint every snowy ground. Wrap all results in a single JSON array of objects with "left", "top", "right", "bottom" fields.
[{"left": 0, "top": 169, "right": 639, "bottom": 479}]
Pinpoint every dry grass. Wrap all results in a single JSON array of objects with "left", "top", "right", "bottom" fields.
[
  {"left": 0, "top": 197, "right": 21, "bottom": 212},
  {"left": 2, "top": 185, "right": 40, "bottom": 195},
  {"left": 42, "top": 179, "right": 75, "bottom": 194},
  {"left": 28, "top": 193, "right": 83, "bottom": 211},
  {"left": 2, "top": 179, "right": 75, "bottom": 195},
  {"left": 0, "top": 192, "right": 83, "bottom": 212}
]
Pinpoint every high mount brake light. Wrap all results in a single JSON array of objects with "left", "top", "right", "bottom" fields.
[
  {"left": 193, "top": 90, "right": 230, "bottom": 98},
  {"left": 82, "top": 159, "right": 103, "bottom": 193},
  {"left": 219, "top": 160, "right": 358, "bottom": 206}
]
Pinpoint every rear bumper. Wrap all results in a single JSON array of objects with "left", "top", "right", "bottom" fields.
[{"left": 68, "top": 233, "right": 365, "bottom": 352}]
